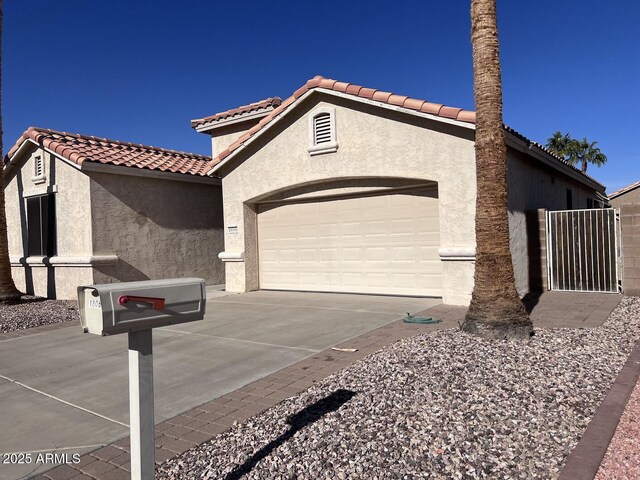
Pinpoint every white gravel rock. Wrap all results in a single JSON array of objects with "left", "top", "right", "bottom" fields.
[
  {"left": 0, "top": 297, "right": 78, "bottom": 333},
  {"left": 158, "top": 297, "right": 640, "bottom": 480}
]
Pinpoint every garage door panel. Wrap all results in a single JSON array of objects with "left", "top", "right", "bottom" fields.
[{"left": 258, "top": 194, "right": 441, "bottom": 296}]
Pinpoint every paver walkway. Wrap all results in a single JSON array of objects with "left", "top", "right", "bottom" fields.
[{"left": 32, "top": 290, "right": 625, "bottom": 480}]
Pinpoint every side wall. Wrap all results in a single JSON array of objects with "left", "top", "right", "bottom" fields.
[
  {"left": 5, "top": 146, "right": 94, "bottom": 299},
  {"left": 89, "top": 172, "right": 225, "bottom": 285},
  {"left": 507, "top": 148, "right": 602, "bottom": 295},
  {"left": 611, "top": 191, "right": 640, "bottom": 295}
]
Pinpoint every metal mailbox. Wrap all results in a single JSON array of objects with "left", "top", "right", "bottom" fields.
[{"left": 77, "top": 277, "right": 206, "bottom": 336}]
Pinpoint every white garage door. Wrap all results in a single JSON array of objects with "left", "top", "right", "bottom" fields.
[{"left": 258, "top": 193, "right": 441, "bottom": 296}]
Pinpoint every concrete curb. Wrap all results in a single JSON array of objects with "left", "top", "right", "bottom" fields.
[{"left": 558, "top": 338, "right": 640, "bottom": 480}]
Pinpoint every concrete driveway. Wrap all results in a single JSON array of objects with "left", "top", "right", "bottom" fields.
[{"left": 0, "top": 289, "right": 439, "bottom": 479}]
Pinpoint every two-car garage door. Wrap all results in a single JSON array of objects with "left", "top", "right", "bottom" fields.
[{"left": 257, "top": 193, "right": 442, "bottom": 297}]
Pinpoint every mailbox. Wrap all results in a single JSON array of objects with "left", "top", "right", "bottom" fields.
[{"left": 77, "top": 278, "right": 206, "bottom": 336}]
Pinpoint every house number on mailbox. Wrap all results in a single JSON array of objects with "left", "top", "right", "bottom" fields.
[{"left": 88, "top": 299, "right": 101, "bottom": 309}]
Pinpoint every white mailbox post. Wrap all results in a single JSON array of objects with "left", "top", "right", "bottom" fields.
[{"left": 77, "top": 278, "right": 206, "bottom": 480}]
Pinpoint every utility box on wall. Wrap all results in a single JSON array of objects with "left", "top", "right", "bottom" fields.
[{"left": 78, "top": 277, "right": 206, "bottom": 336}]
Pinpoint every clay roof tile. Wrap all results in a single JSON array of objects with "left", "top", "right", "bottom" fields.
[
  {"left": 371, "top": 90, "right": 393, "bottom": 102},
  {"left": 420, "top": 102, "right": 444, "bottom": 115},
  {"left": 388, "top": 94, "right": 408, "bottom": 107},
  {"left": 439, "top": 106, "right": 463, "bottom": 119},
  {"left": 4, "top": 127, "right": 211, "bottom": 176},
  {"left": 345, "top": 84, "right": 362, "bottom": 96}
]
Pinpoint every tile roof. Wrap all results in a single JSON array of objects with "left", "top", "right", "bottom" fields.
[
  {"left": 609, "top": 180, "right": 640, "bottom": 199},
  {"left": 207, "top": 75, "right": 477, "bottom": 171},
  {"left": 191, "top": 97, "right": 283, "bottom": 128},
  {"left": 5, "top": 127, "right": 212, "bottom": 176}
]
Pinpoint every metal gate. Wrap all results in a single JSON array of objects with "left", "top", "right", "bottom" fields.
[{"left": 546, "top": 209, "right": 621, "bottom": 293}]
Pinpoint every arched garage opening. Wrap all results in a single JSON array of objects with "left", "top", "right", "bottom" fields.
[{"left": 254, "top": 178, "right": 441, "bottom": 297}]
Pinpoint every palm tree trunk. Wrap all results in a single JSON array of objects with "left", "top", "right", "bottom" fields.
[
  {"left": 462, "top": 0, "right": 532, "bottom": 340},
  {"left": 0, "top": 1, "right": 21, "bottom": 303},
  {"left": 582, "top": 158, "right": 587, "bottom": 174}
]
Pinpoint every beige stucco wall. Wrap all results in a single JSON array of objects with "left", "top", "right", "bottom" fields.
[
  {"left": 4, "top": 145, "right": 94, "bottom": 298},
  {"left": 506, "top": 148, "right": 602, "bottom": 295},
  {"left": 217, "top": 93, "right": 478, "bottom": 305},
  {"left": 208, "top": 118, "right": 263, "bottom": 159},
  {"left": 89, "top": 172, "right": 224, "bottom": 286}
]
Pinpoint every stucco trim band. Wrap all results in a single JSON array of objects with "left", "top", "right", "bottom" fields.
[
  {"left": 438, "top": 247, "right": 476, "bottom": 261},
  {"left": 11, "top": 255, "right": 119, "bottom": 267},
  {"left": 218, "top": 251, "right": 244, "bottom": 262}
]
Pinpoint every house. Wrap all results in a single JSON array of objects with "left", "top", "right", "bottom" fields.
[
  {"left": 3, "top": 127, "right": 224, "bottom": 299},
  {"left": 609, "top": 181, "right": 640, "bottom": 295},
  {"left": 193, "top": 76, "right": 606, "bottom": 305}
]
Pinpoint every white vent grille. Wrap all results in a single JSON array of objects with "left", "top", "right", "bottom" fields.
[
  {"left": 34, "top": 156, "right": 43, "bottom": 177},
  {"left": 314, "top": 113, "right": 332, "bottom": 145}
]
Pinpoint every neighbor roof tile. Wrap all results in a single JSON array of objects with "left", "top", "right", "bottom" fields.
[{"left": 5, "top": 127, "right": 211, "bottom": 176}]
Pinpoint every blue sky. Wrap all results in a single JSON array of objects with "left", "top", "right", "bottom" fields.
[{"left": 3, "top": 0, "right": 639, "bottom": 193}]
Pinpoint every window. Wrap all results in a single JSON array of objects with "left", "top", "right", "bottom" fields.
[
  {"left": 26, "top": 194, "right": 56, "bottom": 256},
  {"left": 32, "top": 155, "right": 46, "bottom": 184},
  {"left": 566, "top": 189, "right": 573, "bottom": 210},
  {"left": 308, "top": 108, "right": 338, "bottom": 155},
  {"left": 587, "top": 198, "right": 593, "bottom": 209}
]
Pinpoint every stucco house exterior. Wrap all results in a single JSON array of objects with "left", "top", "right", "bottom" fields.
[
  {"left": 3, "top": 127, "right": 224, "bottom": 299},
  {"left": 610, "top": 181, "right": 640, "bottom": 296},
  {"left": 193, "top": 76, "right": 606, "bottom": 306}
]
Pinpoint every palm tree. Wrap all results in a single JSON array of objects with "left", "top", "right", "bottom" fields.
[
  {"left": 546, "top": 131, "right": 573, "bottom": 158},
  {"left": 574, "top": 138, "right": 607, "bottom": 174},
  {"left": 0, "top": 1, "right": 21, "bottom": 303},
  {"left": 546, "top": 132, "right": 607, "bottom": 174},
  {"left": 461, "top": 0, "right": 533, "bottom": 340}
]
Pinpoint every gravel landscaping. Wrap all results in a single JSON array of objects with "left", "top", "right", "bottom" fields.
[
  {"left": 0, "top": 296, "right": 79, "bottom": 333},
  {"left": 595, "top": 372, "right": 640, "bottom": 479},
  {"left": 158, "top": 296, "right": 640, "bottom": 480}
]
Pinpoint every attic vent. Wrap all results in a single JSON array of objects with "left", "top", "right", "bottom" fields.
[
  {"left": 314, "top": 113, "right": 332, "bottom": 145},
  {"left": 35, "top": 156, "right": 43, "bottom": 177},
  {"left": 308, "top": 108, "right": 338, "bottom": 156},
  {"left": 32, "top": 156, "right": 46, "bottom": 184}
]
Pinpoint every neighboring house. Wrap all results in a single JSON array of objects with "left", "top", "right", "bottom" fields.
[
  {"left": 609, "top": 181, "right": 640, "bottom": 296},
  {"left": 193, "top": 76, "right": 606, "bottom": 305},
  {"left": 3, "top": 127, "right": 224, "bottom": 299},
  {"left": 609, "top": 181, "right": 640, "bottom": 206}
]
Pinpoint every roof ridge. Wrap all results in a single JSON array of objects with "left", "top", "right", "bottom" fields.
[{"left": 27, "top": 126, "right": 211, "bottom": 160}]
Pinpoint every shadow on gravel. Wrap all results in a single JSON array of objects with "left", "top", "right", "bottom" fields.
[{"left": 224, "top": 389, "right": 357, "bottom": 480}]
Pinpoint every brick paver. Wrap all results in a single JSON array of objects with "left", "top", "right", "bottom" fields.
[{"left": 41, "top": 291, "right": 623, "bottom": 479}]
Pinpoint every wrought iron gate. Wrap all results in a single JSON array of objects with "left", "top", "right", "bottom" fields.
[{"left": 546, "top": 209, "right": 621, "bottom": 293}]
